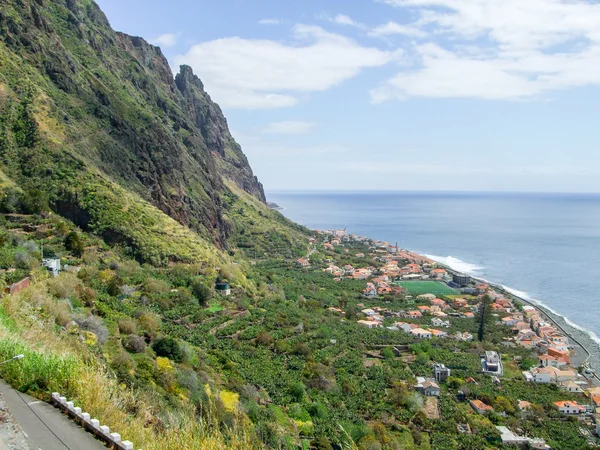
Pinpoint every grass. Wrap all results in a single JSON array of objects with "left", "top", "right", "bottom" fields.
[
  {"left": 394, "top": 280, "right": 458, "bottom": 296},
  {"left": 0, "top": 283, "right": 260, "bottom": 450},
  {"left": 207, "top": 301, "right": 224, "bottom": 313}
]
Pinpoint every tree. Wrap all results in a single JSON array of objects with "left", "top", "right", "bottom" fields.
[
  {"left": 190, "top": 277, "right": 212, "bottom": 306},
  {"left": 152, "top": 337, "right": 184, "bottom": 363},
  {"left": 477, "top": 294, "right": 493, "bottom": 341},
  {"left": 382, "top": 347, "right": 395, "bottom": 359},
  {"left": 64, "top": 231, "right": 84, "bottom": 257}
]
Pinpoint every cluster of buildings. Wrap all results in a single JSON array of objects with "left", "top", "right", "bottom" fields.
[{"left": 310, "top": 230, "right": 600, "bottom": 440}]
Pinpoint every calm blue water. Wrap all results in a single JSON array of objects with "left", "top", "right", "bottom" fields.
[{"left": 268, "top": 191, "right": 600, "bottom": 341}]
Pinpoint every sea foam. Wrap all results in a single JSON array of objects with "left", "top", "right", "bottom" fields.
[
  {"left": 423, "top": 254, "right": 483, "bottom": 275},
  {"left": 424, "top": 253, "right": 600, "bottom": 346}
]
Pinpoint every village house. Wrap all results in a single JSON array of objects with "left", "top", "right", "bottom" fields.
[
  {"left": 415, "top": 377, "right": 440, "bottom": 396},
  {"left": 525, "top": 367, "right": 553, "bottom": 383},
  {"left": 430, "top": 268, "right": 447, "bottom": 279},
  {"left": 343, "top": 264, "right": 355, "bottom": 275},
  {"left": 518, "top": 400, "right": 532, "bottom": 412},
  {"left": 495, "top": 427, "right": 550, "bottom": 449},
  {"left": 417, "top": 305, "right": 431, "bottom": 314},
  {"left": 42, "top": 258, "right": 61, "bottom": 277},
  {"left": 411, "top": 328, "right": 433, "bottom": 339},
  {"left": 482, "top": 351, "right": 503, "bottom": 376},
  {"left": 513, "top": 321, "right": 531, "bottom": 332},
  {"left": 454, "top": 332, "right": 474, "bottom": 342},
  {"left": 362, "top": 283, "right": 377, "bottom": 298},
  {"left": 554, "top": 401, "right": 587, "bottom": 415},
  {"left": 560, "top": 380, "right": 584, "bottom": 393},
  {"left": 357, "top": 320, "right": 383, "bottom": 329},
  {"left": 470, "top": 399, "right": 494, "bottom": 415},
  {"left": 431, "top": 317, "right": 450, "bottom": 328},
  {"left": 538, "top": 353, "right": 569, "bottom": 369},
  {"left": 431, "top": 329, "right": 448, "bottom": 338},
  {"left": 452, "top": 298, "right": 468, "bottom": 309},
  {"left": 552, "top": 368, "right": 578, "bottom": 383},
  {"left": 296, "top": 258, "right": 310, "bottom": 268},
  {"left": 395, "top": 322, "right": 418, "bottom": 333},
  {"left": 406, "top": 310, "right": 423, "bottom": 319},
  {"left": 434, "top": 363, "right": 451, "bottom": 382},
  {"left": 417, "top": 293, "right": 436, "bottom": 301},
  {"left": 377, "top": 286, "right": 392, "bottom": 296},
  {"left": 431, "top": 298, "right": 448, "bottom": 309},
  {"left": 501, "top": 316, "right": 518, "bottom": 326}
]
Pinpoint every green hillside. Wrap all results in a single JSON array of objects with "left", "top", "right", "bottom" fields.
[{"left": 0, "top": 1, "right": 594, "bottom": 450}]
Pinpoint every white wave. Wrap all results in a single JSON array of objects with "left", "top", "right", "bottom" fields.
[
  {"left": 500, "top": 284, "right": 600, "bottom": 347},
  {"left": 424, "top": 254, "right": 483, "bottom": 275}
]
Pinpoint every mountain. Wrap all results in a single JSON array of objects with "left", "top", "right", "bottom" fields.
[{"left": 0, "top": 0, "right": 290, "bottom": 265}]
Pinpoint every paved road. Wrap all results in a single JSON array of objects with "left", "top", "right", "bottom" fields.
[{"left": 0, "top": 380, "right": 105, "bottom": 450}]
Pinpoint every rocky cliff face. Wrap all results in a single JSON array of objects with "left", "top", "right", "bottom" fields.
[{"left": 0, "top": 0, "right": 265, "bottom": 251}]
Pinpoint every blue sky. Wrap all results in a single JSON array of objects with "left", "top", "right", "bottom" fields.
[{"left": 96, "top": 0, "right": 600, "bottom": 193}]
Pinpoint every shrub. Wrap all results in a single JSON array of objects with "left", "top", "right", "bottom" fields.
[
  {"left": 123, "top": 335, "right": 147, "bottom": 354},
  {"left": 47, "top": 273, "right": 82, "bottom": 300},
  {"left": 288, "top": 382, "right": 306, "bottom": 402},
  {"left": 64, "top": 232, "right": 84, "bottom": 257},
  {"left": 74, "top": 315, "right": 108, "bottom": 345},
  {"left": 143, "top": 277, "right": 170, "bottom": 295},
  {"left": 190, "top": 277, "right": 212, "bottom": 306},
  {"left": 75, "top": 285, "right": 97, "bottom": 307},
  {"left": 255, "top": 331, "right": 273, "bottom": 347},
  {"left": 14, "top": 251, "right": 32, "bottom": 270},
  {"left": 152, "top": 337, "right": 183, "bottom": 363},
  {"left": 137, "top": 312, "right": 160, "bottom": 340},
  {"left": 118, "top": 318, "right": 137, "bottom": 335}
]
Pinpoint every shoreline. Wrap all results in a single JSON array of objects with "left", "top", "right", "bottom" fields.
[{"left": 426, "top": 257, "right": 600, "bottom": 376}]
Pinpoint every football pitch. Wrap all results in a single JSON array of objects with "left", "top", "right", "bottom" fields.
[{"left": 394, "top": 280, "right": 458, "bottom": 296}]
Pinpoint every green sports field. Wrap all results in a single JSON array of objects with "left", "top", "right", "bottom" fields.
[{"left": 394, "top": 280, "right": 458, "bottom": 296}]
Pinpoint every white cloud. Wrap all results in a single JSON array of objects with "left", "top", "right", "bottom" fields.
[
  {"left": 263, "top": 121, "right": 315, "bottom": 134},
  {"left": 175, "top": 25, "right": 396, "bottom": 109},
  {"left": 150, "top": 33, "right": 179, "bottom": 48},
  {"left": 258, "top": 18, "right": 280, "bottom": 25},
  {"left": 368, "top": 21, "right": 425, "bottom": 38},
  {"left": 330, "top": 14, "right": 364, "bottom": 28},
  {"left": 372, "top": 0, "right": 600, "bottom": 102}
]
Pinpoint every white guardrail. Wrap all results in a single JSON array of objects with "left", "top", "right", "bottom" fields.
[{"left": 51, "top": 392, "right": 135, "bottom": 450}]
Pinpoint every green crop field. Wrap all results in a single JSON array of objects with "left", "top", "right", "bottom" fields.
[{"left": 394, "top": 280, "right": 458, "bottom": 296}]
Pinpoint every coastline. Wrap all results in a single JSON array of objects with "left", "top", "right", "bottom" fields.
[{"left": 427, "top": 257, "right": 600, "bottom": 376}]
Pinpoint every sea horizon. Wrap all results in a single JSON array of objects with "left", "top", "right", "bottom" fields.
[{"left": 268, "top": 189, "right": 600, "bottom": 197}]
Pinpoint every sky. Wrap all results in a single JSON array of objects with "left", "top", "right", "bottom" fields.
[{"left": 95, "top": 0, "right": 600, "bottom": 193}]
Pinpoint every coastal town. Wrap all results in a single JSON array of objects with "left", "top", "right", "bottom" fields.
[{"left": 296, "top": 228, "right": 600, "bottom": 449}]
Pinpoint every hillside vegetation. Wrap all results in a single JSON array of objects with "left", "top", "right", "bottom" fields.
[{"left": 0, "top": 1, "right": 594, "bottom": 450}]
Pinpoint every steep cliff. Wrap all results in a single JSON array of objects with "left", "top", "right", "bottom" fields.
[{"left": 0, "top": 0, "right": 268, "bottom": 262}]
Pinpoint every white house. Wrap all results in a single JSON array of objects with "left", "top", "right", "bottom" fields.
[
  {"left": 431, "top": 329, "right": 448, "bottom": 338},
  {"left": 357, "top": 320, "right": 383, "bottom": 329},
  {"left": 554, "top": 401, "right": 587, "bottom": 415},
  {"left": 415, "top": 377, "right": 440, "bottom": 396},
  {"left": 528, "top": 367, "right": 553, "bottom": 383},
  {"left": 431, "top": 318, "right": 450, "bottom": 328},
  {"left": 42, "top": 258, "right": 61, "bottom": 277},
  {"left": 560, "top": 380, "right": 584, "bottom": 393},
  {"left": 411, "top": 328, "right": 432, "bottom": 339}
]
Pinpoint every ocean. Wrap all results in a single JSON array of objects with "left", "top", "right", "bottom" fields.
[{"left": 268, "top": 191, "right": 600, "bottom": 368}]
